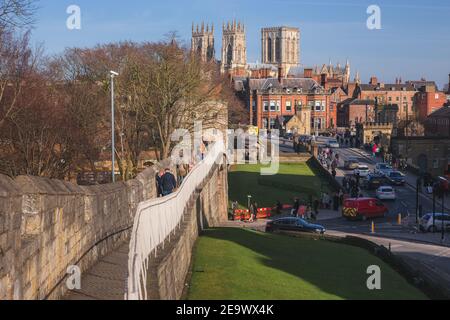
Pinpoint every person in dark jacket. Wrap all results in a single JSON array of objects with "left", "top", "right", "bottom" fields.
[
  {"left": 161, "top": 168, "right": 177, "bottom": 196},
  {"left": 292, "top": 198, "right": 300, "bottom": 216},
  {"left": 155, "top": 169, "right": 164, "bottom": 197}
]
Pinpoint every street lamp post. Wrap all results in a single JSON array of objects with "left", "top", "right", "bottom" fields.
[
  {"left": 415, "top": 178, "right": 420, "bottom": 225},
  {"left": 442, "top": 192, "right": 445, "bottom": 241},
  {"left": 110, "top": 71, "right": 119, "bottom": 183},
  {"left": 433, "top": 185, "right": 436, "bottom": 233}
]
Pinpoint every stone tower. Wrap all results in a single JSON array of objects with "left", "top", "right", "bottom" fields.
[
  {"left": 344, "top": 59, "right": 351, "bottom": 85},
  {"left": 296, "top": 101, "right": 311, "bottom": 135},
  {"left": 261, "top": 27, "right": 300, "bottom": 77},
  {"left": 191, "top": 22, "right": 215, "bottom": 62},
  {"left": 221, "top": 20, "right": 247, "bottom": 76}
]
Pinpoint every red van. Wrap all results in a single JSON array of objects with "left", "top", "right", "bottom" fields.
[{"left": 343, "top": 198, "right": 388, "bottom": 220}]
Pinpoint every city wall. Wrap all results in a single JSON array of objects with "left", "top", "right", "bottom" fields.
[{"left": 0, "top": 168, "right": 157, "bottom": 300}]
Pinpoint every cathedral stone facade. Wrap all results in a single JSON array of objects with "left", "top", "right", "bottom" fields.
[
  {"left": 191, "top": 23, "right": 215, "bottom": 62},
  {"left": 261, "top": 27, "right": 300, "bottom": 77},
  {"left": 220, "top": 20, "right": 247, "bottom": 76}
]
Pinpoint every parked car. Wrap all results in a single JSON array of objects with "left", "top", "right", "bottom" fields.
[
  {"left": 374, "top": 163, "right": 393, "bottom": 176},
  {"left": 385, "top": 171, "right": 406, "bottom": 186},
  {"left": 362, "top": 174, "right": 390, "bottom": 190},
  {"left": 376, "top": 186, "right": 397, "bottom": 200},
  {"left": 354, "top": 165, "right": 370, "bottom": 177},
  {"left": 344, "top": 157, "right": 359, "bottom": 170},
  {"left": 327, "top": 139, "right": 340, "bottom": 148},
  {"left": 343, "top": 198, "right": 388, "bottom": 221},
  {"left": 266, "top": 217, "right": 326, "bottom": 234},
  {"left": 419, "top": 213, "right": 450, "bottom": 233}
]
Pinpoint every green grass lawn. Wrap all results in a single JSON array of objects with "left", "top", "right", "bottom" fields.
[
  {"left": 229, "top": 163, "right": 330, "bottom": 209},
  {"left": 187, "top": 228, "right": 428, "bottom": 300}
]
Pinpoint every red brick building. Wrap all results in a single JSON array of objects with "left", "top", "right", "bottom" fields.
[
  {"left": 425, "top": 105, "right": 450, "bottom": 137},
  {"left": 414, "top": 84, "right": 448, "bottom": 122},
  {"left": 353, "top": 78, "right": 417, "bottom": 121},
  {"left": 337, "top": 98, "right": 376, "bottom": 127},
  {"left": 244, "top": 78, "right": 336, "bottom": 133}
]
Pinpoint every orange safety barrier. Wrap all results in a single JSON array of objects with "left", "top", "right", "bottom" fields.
[{"left": 234, "top": 208, "right": 272, "bottom": 221}]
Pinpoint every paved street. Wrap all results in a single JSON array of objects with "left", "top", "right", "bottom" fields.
[{"left": 270, "top": 139, "right": 450, "bottom": 285}]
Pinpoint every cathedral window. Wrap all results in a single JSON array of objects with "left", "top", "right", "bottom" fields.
[
  {"left": 226, "top": 43, "right": 233, "bottom": 66},
  {"left": 275, "top": 37, "right": 281, "bottom": 62},
  {"left": 268, "top": 37, "right": 273, "bottom": 62}
]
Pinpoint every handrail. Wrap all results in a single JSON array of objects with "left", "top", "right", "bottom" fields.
[{"left": 126, "top": 140, "right": 225, "bottom": 300}]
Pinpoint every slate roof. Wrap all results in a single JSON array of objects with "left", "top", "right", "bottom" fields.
[
  {"left": 359, "top": 84, "right": 416, "bottom": 91},
  {"left": 248, "top": 78, "right": 322, "bottom": 92}
]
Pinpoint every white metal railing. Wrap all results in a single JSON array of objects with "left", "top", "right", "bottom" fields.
[{"left": 126, "top": 140, "right": 225, "bottom": 300}]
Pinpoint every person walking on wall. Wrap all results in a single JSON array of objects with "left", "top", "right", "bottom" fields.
[{"left": 161, "top": 168, "right": 177, "bottom": 196}]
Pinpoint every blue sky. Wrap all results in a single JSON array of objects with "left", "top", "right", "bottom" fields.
[{"left": 32, "top": 0, "right": 450, "bottom": 88}]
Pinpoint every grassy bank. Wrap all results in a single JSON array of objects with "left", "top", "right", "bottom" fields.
[
  {"left": 187, "top": 228, "right": 428, "bottom": 300},
  {"left": 229, "top": 163, "right": 330, "bottom": 208}
]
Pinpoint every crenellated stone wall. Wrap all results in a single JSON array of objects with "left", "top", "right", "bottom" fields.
[{"left": 0, "top": 167, "right": 157, "bottom": 300}]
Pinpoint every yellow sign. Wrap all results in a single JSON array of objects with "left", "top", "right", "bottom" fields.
[{"left": 248, "top": 126, "right": 259, "bottom": 136}]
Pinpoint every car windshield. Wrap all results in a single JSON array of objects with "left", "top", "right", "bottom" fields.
[
  {"left": 359, "top": 166, "right": 369, "bottom": 170},
  {"left": 380, "top": 188, "right": 393, "bottom": 192},
  {"left": 296, "top": 219, "right": 308, "bottom": 226},
  {"left": 390, "top": 172, "right": 403, "bottom": 177}
]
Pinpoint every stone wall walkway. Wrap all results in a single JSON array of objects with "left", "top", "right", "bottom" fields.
[{"left": 63, "top": 242, "right": 129, "bottom": 300}]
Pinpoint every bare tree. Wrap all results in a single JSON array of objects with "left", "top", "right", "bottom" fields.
[
  {"left": 0, "top": 0, "right": 38, "bottom": 29},
  {"left": 137, "top": 40, "right": 228, "bottom": 159},
  {"left": 0, "top": 29, "right": 38, "bottom": 130}
]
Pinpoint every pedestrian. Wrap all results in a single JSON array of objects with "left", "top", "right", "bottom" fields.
[
  {"left": 292, "top": 198, "right": 300, "bottom": 216},
  {"left": 342, "top": 177, "right": 348, "bottom": 192},
  {"left": 155, "top": 169, "right": 164, "bottom": 197},
  {"left": 176, "top": 163, "right": 188, "bottom": 187},
  {"left": 313, "top": 199, "right": 320, "bottom": 220},
  {"left": 333, "top": 192, "right": 340, "bottom": 211},
  {"left": 339, "top": 190, "right": 344, "bottom": 206},
  {"left": 332, "top": 169, "right": 337, "bottom": 180},
  {"left": 161, "top": 168, "right": 177, "bottom": 196},
  {"left": 199, "top": 141, "right": 206, "bottom": 160},
  {"left": 275, "top": 200, "right": 283, "bottom": 215},
  {"left": 249, "top": 202, "right": 256, "bottom": 222},
  {"left": 253, "top": 202, "right": 259, "bottom": 221}
]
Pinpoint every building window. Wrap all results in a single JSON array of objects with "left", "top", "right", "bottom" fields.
[
  {"left": 433, "top": 159, "right": 439, "bottom": 169},
  {"left": 388, "top": 97, "right": 392, "bottom": 102},
  {"left": 286, "top": 101, "right": 292, "bottom": 112},
  {"left": 263, "top": 101, "right": 269, "bottom": 112},
  {"left": 315, "top": 101, "right": 322, "bottom": 112},
  {"left": 270, "top": 101, "right": 276, "bottom": 112}
]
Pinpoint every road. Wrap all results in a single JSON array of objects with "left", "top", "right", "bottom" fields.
[{"left": 275, "top": 138, "right": 450, "bottom": 287}]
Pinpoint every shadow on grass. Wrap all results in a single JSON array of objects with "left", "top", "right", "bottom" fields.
[
  {"left": 191, "top": 228, "right": 428, "bottom": 300},
  {"left": 229, "top": 171, "right": 326, "bottom": 209}
]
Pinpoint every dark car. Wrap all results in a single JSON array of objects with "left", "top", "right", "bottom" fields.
[
  {"left": 385, "top": 171, "right": 406, "bottom": 186},
  {"left": 362, "top": 174, "right": 390, "bottom": 190},
  {"left": 266, "top": 217, "right": 326, "bottom": 234}
]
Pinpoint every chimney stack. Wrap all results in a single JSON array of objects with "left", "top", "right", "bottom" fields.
[
  {"left": 369, "top": 76, "right": 378, "bottom": 85},
  {"left": 278, "top": 66, "right": 284, "bottom": 83},
  {"left": 448, "top": 73, "right": 450, "bottom": 94}
]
